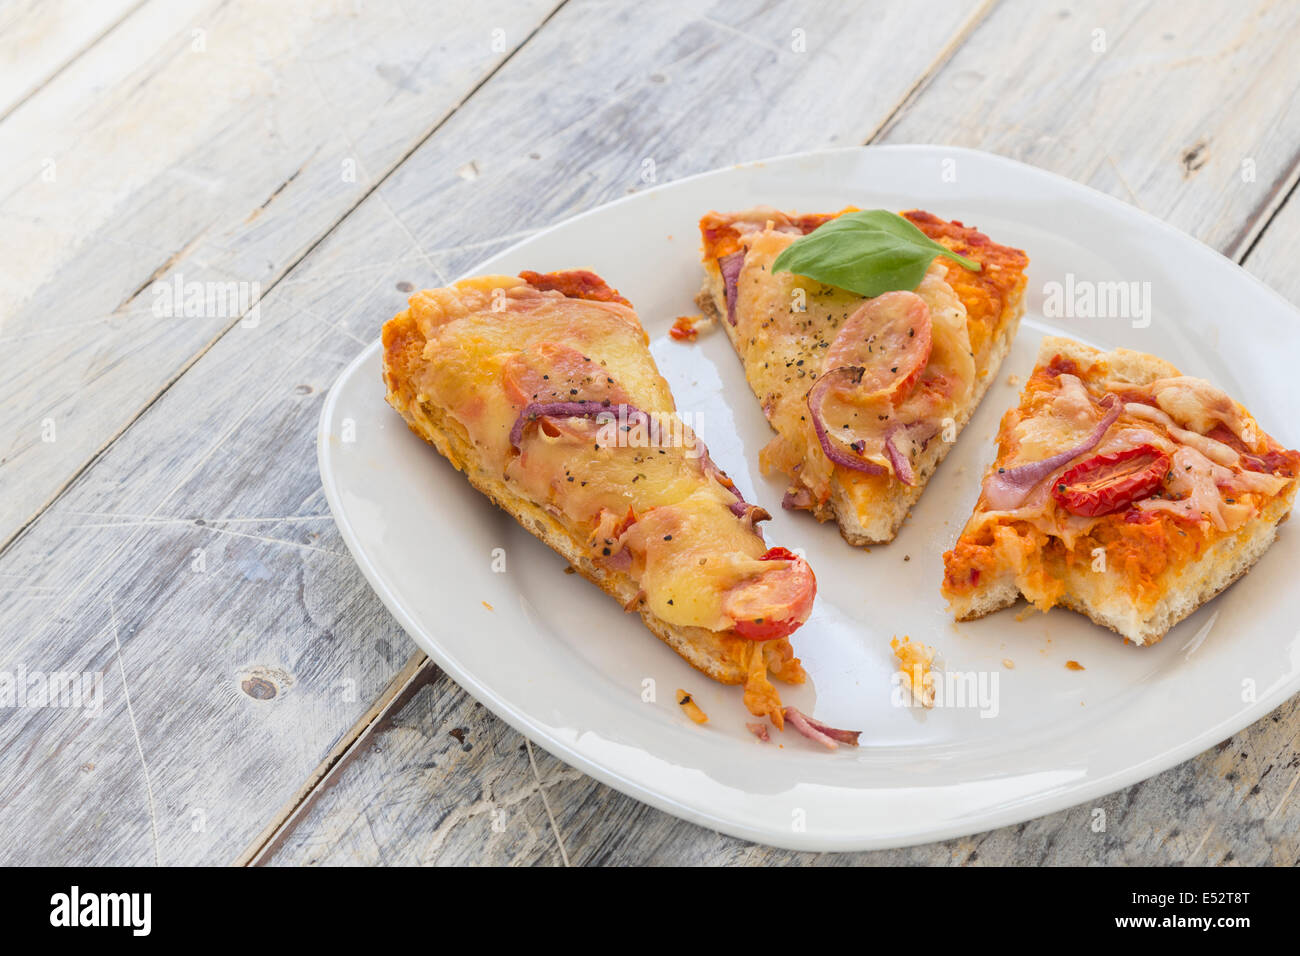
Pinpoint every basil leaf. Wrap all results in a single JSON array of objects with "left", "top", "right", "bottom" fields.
[{"left": 771, "top": 209, "right": 980, "bottom": 298}]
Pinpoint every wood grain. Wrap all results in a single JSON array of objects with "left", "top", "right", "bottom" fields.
[
  {"left": 0, "top": 0, "right": 562, "bottom": 551},
  {"left": 0, "top": 0, "right": 143, "bottom": 120},
  {"left": 1243, "top": 183, "right": 1300, "bottom": 308},
  {"left": 256, "top": 660, "right": 1300, "bottom": 865},
  {"left": 259, "top": 0, "right": 1300, "bottom": 866},
  {"left": 0, "top": 0, "right": 989, "bottom": 865},
  {"left": 879, "top": 0, "right": 1300, "bottom": 259}
]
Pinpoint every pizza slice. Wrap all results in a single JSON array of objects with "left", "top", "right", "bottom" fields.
[
  {"left": 382, "top": 270, "right": 815, "bottom": 724},
  {"left": 943, "top": 336, "right": 1300, "bottom": 644},
  {"left": 696, "top": 207, "right": 1029, "bottom": 545}
]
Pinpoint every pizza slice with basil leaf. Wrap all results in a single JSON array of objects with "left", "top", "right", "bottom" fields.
[
  {"left": 382, "top": 270, "right": 818, "bottom": 725},
  {"left": 943, "top": 336, "right": 1300, "bottom": 644},
  {"left": 696, "top": 207, "right": 1029, "bottom": 545}
]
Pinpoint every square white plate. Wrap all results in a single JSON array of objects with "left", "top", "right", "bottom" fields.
[{"left": 318, "top": 146, "right": 1300, "bottom": 851}]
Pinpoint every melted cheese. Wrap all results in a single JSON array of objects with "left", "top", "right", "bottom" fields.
[
  {"left": 1150, "top": 377, "right": 1249, "bottom": 438},
  {"left": 624, "top": 497, "right": 769, "bottom": 629},
  {"left": 1139, "top": 445, "right": 1252, "bottom": 531},
  {"left": 1008, "top": 373, "right": 1098, "bottom": 465}
]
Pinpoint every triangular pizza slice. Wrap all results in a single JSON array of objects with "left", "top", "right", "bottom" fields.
[
  {"left": 943, "top": 336, "right": 1300, "bottom": 644},
  {"left": 382, "top": 269, "right": 815, "bottom": 724},
  {"left": 696, "top": 207, "right": 1029, "bottom": 545}
]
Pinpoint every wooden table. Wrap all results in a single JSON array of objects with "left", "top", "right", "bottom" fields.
[{"left": 3, "top": 0, "right": 1298, "bottom": 866}]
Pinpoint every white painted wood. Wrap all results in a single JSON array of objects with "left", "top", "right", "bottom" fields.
[
  {"left": 0, "top": 0, "right": 990, "bottom": 865},
  {"left": 0, "top": 0, "right": 562, "bottom": 550},
  {"left": 0, "top": 0, "right": 143, "bottom": 119}
]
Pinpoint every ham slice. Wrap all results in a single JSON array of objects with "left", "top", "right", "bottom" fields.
[{"left": 783, "top": 706, "right": 861, "bottom": 749}]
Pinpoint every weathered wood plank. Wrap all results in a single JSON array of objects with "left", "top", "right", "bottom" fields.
[
  {"left": 258, "top": 0, "right": 1300, "bottom": 866},
  {"left": 0, "top": 0, "right": 989, "bottom": 865},
  {"left": 0, "top": 199, "right": 435, "bottom": 865},
  {"left": 0, "top": 0, "right": 143, "bottom": 120},
  {"left": 1243, "top": 187, "right": 1300, "bottom": 308},
  {"left": 254, "top": 662, "right": 570, "bottom": 867},
  {"left": 256, "top": 660, "right": 1300, "bottom": 865},
  {"left": 0, "top": 0, "right": 561, "bottom": 550},
  {"left": 879, "top": 0, "right": 1300, "bottom": 259}
]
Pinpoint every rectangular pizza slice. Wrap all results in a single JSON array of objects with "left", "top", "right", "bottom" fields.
[
  {"left": 381, "top": 269, "right": 816, "bottom": 724},
  {"left": 696, "top": 207, "right": 1029, "bottom": 545},
  {"left": 942, "top": 336, "right": 1300, "bottom": 644}
]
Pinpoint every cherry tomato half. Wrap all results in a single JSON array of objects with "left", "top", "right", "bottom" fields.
[{"left": 724, "top": 547, "right": 817, "bottom": 641}]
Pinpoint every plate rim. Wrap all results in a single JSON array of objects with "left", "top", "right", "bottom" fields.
[{"left": 317, "top": 144, "right": 1300, "bottom": 852}]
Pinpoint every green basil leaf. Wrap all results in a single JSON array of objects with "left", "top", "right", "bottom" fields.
[{"left": 771, "top": 209, "right": 980, "bottom": 298}]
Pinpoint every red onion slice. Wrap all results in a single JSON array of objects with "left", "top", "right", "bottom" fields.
[
  {"left": 718, "top": 252, "right": 745, "bottom": 326},
  {"left": 883, "top": 423, "right": 916, "bottom": 486},
  {"left": 509, "top": 401, "right": 638, "bottom": 448},
  {"left": 783, "top": 706, "right": 861, "bottom": 750},
  {"left": 883, "top": 422, "right": 941, "bottom": 487},
  {"left": 982, "top": 394, "right": 1121, "bottom": 511},
  {"left": 694, "top": 436, "right": 767, "bottom": 526},
  {"left": 806, "top": 367, "right": 889, "bottom": 476}
]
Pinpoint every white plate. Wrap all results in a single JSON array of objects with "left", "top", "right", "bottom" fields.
[{"left": 318, "top": 146, "right": 1300, "bottom": 851}]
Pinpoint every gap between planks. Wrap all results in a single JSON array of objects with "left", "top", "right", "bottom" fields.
[
  {"left": 860, "top": 0, "right": 999, "bottom": 146},
  {"left": 1234, "top": 145, "right": 1300, "bottom": 265},
  {"left": 236, "top": 651, "right": 432, "bottom": 866}
]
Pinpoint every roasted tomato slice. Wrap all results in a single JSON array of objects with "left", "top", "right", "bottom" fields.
[
  {"left": 723, "top": 547, "right": 817, "bottom": 641},
  {"left": 1051, "top": 443, "right": 1170, "bottom": 517},
  {"left": 823, "top": 290, "right": 932, "bottom": 403}
]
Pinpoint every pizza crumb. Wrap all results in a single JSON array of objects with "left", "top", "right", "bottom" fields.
[
  {"left": 669, "top": 314, "right": 710, "bottom": 341},
  {"left": 890, "top": 635, "right": 936, "bottom": 708},
  {"left": 563, "top": 565, "right": 576, "bottom": 574},
  {"left": 1006, "top": 373, "right": 1022, "bottom": 387},
  {"left": 481, "top": 601, "right": 493, "bottom": 611},
  {"left": 1002, "top": 658, "right": 1015, "bottom": 669},
  {"left": 676, "top": 689, "right": 708, "bottom": 723},
  {"left": 1065, "top": 660, "right": 1085, "bottom": 671}
]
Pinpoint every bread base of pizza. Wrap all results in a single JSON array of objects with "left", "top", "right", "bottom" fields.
[
  {"left": 382, "top": 270, "right": 815, "bottom": 723},
  {"left": 943, "top": 336, "right": 1300, "bottom": 645},
  {"left": 696, "top": 208, "right": 1029, "bottom": 546}
]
